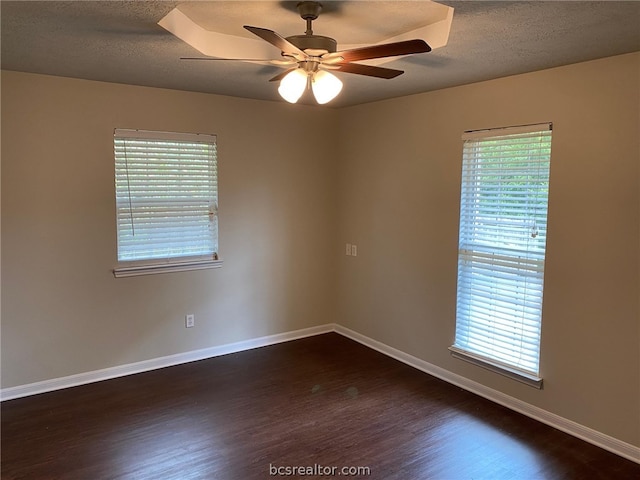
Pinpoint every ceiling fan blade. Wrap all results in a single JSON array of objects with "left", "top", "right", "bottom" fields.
[
  {"left": 326, "top": 39, "right": 431, "bottom": 63},
  {"left": 244, "top": 25, "right": 307, "bottom": 58},
  {"left": 181, "top": 57, "right": 297, "bottom": 67},
  {"left": 269, "top": 68, "right": 297, "bottom": 82},
  {"left": 333, "top": 63, "right": 404, "bottom": 79},
  {"left": 181, "top": 57, "right": 275, "bottom": 62}
]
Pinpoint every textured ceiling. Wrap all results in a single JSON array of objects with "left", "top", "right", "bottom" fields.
[{"left": 2, "top": 1, "right": 639, "bottom": 108}]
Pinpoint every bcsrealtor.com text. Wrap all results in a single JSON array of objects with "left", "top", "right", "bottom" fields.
[{"left": 269, "top": 463, "right": 371, "bottom": 476}]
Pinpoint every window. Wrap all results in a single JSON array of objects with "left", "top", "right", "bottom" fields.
[
  {"left": 450, "top": 123, "right": 552, "bottom": 388},
  {"left": 113, "top": 129, "right": 220, "bottom": 277}
]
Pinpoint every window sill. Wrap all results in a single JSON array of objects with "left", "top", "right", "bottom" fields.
[
  {"left": 113, "top": 258, "right": 223, "bottom": 278},
  {"left": 448, "top": 346, "right": 543, "bottom": 389}
]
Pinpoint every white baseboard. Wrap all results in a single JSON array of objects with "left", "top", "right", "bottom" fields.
[
  {"left": 334, "top": 324, "right": 640, "bottom": 464},
  {"left": 0, "top": 323, "right": 334, "bottom": 402},
  {"left": 2, "top": 322, "right": 638, "bottom": 464}
]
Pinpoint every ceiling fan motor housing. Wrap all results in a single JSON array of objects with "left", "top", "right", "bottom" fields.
[
  {"left": 288, "top": 1, "right": 336, "bottom": 54},
  {"left": 286, "top": 34, "right": 337, "bottom": 54}
]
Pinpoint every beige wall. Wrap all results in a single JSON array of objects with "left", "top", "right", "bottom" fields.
[
  {"left": 336, "top": 52, "right": 640, "bottom": 447},
  {"left": 1, "top": 72, "right": 339, "bottom": 387},
  {"left": 2, "top": 52, "right": 639, "bottom": 448}
]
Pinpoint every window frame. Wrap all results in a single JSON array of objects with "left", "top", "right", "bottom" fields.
[
  {"left": 112, "top": 129, "right": 222, "bottom": 278},
  {"left": 450, "top": 122, "right": 553, "bottom": 388}
]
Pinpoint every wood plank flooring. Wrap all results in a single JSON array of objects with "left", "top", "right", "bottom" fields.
[{"left": 2, "top": 333, "right": 638, "bottom": 479}]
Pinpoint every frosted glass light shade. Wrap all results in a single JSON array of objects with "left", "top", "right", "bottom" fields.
[
  {"left": 278, "top": 69, "right": 308, "bottom": 103},
  {"left": 311, "top": 70, "right": 343, "bottom": 104}
]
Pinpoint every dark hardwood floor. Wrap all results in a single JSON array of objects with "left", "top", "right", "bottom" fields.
[{"left": 2, "top": 333, "right": 638, "bottom": 479}]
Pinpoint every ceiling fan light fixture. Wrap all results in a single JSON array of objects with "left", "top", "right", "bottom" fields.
[
  {"left": 311, "top": 70, "right": 343, "bottom": 104},
  {"left": 278, "top": 68, "right": 308, "bottom": 103}
]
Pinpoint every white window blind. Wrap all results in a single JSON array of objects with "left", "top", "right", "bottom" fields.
[
  {"left": 114, "top": 129, "right": 218, "bottom": 275},
  {"left": 451, "top": 123, "right": 552, "bottom": 386}
]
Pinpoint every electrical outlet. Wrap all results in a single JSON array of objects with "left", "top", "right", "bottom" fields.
[
  {"left": 351, "top": 244, "right": 358, "bottom": 256},
  {"left": 346, "top": 243, "right": 352, "bottom": 255},
  {"left": 185, "top": 314, "right": 195, "bottom": 328}
]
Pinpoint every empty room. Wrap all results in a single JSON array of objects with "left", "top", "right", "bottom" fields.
[{"left": 1, "top": 1, "right": 639, "bottom": 479}]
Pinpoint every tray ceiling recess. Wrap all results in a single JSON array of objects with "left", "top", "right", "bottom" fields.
[{"left": 158, "top": 1, "right": 453, "bottom": 105}]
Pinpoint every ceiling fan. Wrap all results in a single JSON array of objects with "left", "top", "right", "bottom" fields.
[{"left": 182, "top": 1, "right": 432, "bottom": 104}]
